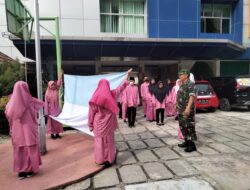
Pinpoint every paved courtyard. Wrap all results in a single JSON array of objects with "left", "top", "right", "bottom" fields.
[{"left": 63, "top": 107, "right": 250, "bottom": 190}]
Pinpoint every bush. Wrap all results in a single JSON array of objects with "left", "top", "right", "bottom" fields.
[
  {"left": 0, "top": 58, "right": 24, "bottom": 97},
  {"left": 0, "top": 59, "right": 24, "bottom": 134}
]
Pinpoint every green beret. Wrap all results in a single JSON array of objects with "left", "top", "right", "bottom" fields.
[{"left": 178, "top": 69, "right": 190, "bottom": 75}]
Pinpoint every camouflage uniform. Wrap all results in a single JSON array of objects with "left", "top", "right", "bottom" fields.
[{"left": 176, "top": 79, "right": 196, "bottom": 141}]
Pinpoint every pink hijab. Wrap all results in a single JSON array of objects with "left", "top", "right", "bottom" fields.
[
  {"left": 5, "top": 81, "right": 33, "bottom": 120},
  {"left": 89, "top": 79, "right": 119, "bottom": 114},
  {"left": 45, "top": 81, "right": 59, "bottom": 105}
]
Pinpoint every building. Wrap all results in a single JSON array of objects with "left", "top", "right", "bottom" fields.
[{"left": 1, "top": 0, "right": 250, "bottom": 82}]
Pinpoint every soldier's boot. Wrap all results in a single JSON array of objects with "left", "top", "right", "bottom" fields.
[
  {"left": 178, "top": 138, "right": 188, "bottom": 148},
  {"left": 184, "top": 140, "right": 197, "bottom": 152}
]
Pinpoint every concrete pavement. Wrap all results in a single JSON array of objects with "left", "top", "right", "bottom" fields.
[{"left": 63, "top": 107, "right": 250, "bottom": 190}]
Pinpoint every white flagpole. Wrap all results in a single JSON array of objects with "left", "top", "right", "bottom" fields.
[{"left": 34, "top": 0, "right": 47, "bottom": 154}]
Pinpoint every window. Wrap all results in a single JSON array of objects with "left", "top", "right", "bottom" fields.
[
  {"left": 100, "top": 0, "right": 145, "bottom": 34},
  {"left": 201, "top": 4, "right": 231, "bottom": 34}
]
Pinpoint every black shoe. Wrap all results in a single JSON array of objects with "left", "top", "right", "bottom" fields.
[
  {"left": 175, "top": 116, "right": 179, "bottom": 120},
  {"left": 178, "top": 140, "right": 188, "bottom": 148},
  {"left": 18, "top": 172, "right": 26, "bottom": 180},
  {"left": 104, "top": 161, "right": 112, "bottom": 168},
  {"left": 184, "top": 141, "right": 197, "bottom": 152},
  {"left": 55, "top": 134, "right": 62, "bottom": 139},
  {"left": 26, "top": 171, "right": 34, "bottom": 178},
  {"left": 51, "top": 134, "right": 56, "bottom": 140}
]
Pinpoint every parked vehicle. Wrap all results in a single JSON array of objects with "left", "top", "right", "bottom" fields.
[
  {"left": 195, "top": 80, "right": 219, "bottom": 112},
  {"left": 169, "top": 80, "right": 219, "bottom": 112},
  {"left": 209, "top": 76, "right": 250, "bottom": 111}
]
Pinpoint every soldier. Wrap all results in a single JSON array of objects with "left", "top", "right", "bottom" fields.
[{"left": 176, "top": 69, "right": 197, "bottom": 152}]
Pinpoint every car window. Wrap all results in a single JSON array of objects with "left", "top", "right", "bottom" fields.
[{"left": 196, "top": 84, "right": 213, "bottom": 96}]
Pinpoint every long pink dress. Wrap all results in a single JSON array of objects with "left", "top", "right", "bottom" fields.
[
  {"left": 146, "top": 90, "right": 155, "bottom": 121},
  {"left": 88, "top": 79, "right": 128, "bottom": 164},
  {"left": 165, "top": 82, "right": 180, "bottom": 117},
  {"left": 120, "top": 90, "right": 127, "bottom": 121},
  {"left": 140, "top": 82, "right": 149, "bottom": 116},
  {"left": 5, "top": 81, "right": 44, "bottom": 174},
  {"left": 45, "top": 78, "right": 64, "bottom": 134}
]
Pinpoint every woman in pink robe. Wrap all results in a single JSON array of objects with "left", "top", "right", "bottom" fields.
[
  {"left": 5, "top": 81, "right": 44, "bottom": 179},
  {"left": 88, "top": 69, "right": 131, "bottom": 167},
  {"left": 152, "top": 81, "right": 169, "bottom": 125},
  {"left": 165, "top": 79, "right": 182, "bottom": 117},
  {"left": 140, "top": 77, "right": 149, "bottom": 117},
  {"left": 146, "top": 78, "right": 156, "bottom": 121},
  {"left": 120, "top": 90, "right": 127, "bottom": 122},
  {"left": 45, "top": 73, "right": 63, "bottom": 139}
]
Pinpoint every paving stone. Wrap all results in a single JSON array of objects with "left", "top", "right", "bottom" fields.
[
  {"left": 173, "top": 146, "right": 201, "bottom": 157},
  {"left": 153, "top": 147, "right": 180, "bottom": 160},
  {"left": 64, "top": 178, "right": 90, "bottom": 190},
  {"left": 100, "top": 188, "right": 121, "bottom": 190},
  {"left": 197, "top": 146, "right": 219, "bottom": 155},
  {"left": 165, "top": 160, "right": 199, "bottom": 177},
  {"left": 119, "top": 165, "right": 147, "bottom": 184},
  {"left": 196, "top": 128, "right": 214, "bottom": 135},
  {"left": 144, "top": 124, "right": 159, "bottom": 131},
  {"left": 226, "top": 141, "right": 250, "bottom": 152},
  {"left": 115, "top": 134, "right": 124, "bottom": 142},
  {"left": 161, "top": 137, "right": 181, "bottom": 146},
  {"left": 116, "top": 142, "right": 129, "bottom": 151},
  {"left": 165, "top": 129, "right": 178, "bottom": 137},
  {"left": 153, "top": 130, "right": 170, "bottom": 138},
  {"left": 241, "top": 140, "right": 250, "bottom": 146},
  {"left": 143, "top": 162, "right": 173, "bottom": 180},
  {"left": 123, "top": 134, "right": 139, "bottom": 141},
  {"left": 205, "top": 134, "right": 231, "bottom": 143},
  {"left": 130, "top": 126, "right": 147, "bottom": 133},
  {"left": 207, "top": 143, "right": 237, "bottom": 153},
  {"left": 234, "top": 132, "right": 250, "bottom": 139},
  {"left": 144, "top": 138, "right": 165, "bottom": 148},
  {"left": 138, "top": 131, "right": 155, "bottom": 139},
  {"left": 124, "top": 178, "right": 215, "bottom": 190},
  {"left": 117, "top": 151, "right": 137, "bottom": 165},
  {"left": 127, "top": 140, "right": 147, "bottom": 150},
  {"left": 134, "top": 150, "right": 158, "bottom": 162},
  {"left": 220, "top": 133, "right": 247, "bottom": 141},
  {"left": 93, "top": 167, "right": 119, "bottom": 188},
  {"left": 197, "top": 135, "right": 215, "bottom": 143}
]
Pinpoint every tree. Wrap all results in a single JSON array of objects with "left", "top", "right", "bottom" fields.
[{"left": 0, "top": 59, "right": 25, "bottom": 97}]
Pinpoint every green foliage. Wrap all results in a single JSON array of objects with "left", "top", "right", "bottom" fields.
[{"left": 0, "top": 59, "right": 24, "bottom": 97}]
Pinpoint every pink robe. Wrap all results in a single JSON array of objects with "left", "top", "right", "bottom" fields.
[
  {"left": 152, "top": 95, "right": 167, "bottom": 109},
  {"left": 5, "top": 81, "right": 44, "bottom": 173},
  {"left": 124, "top": 85, "right": 140, "bottom": 107},
  {"left": 140, "top": 82, "right": 149, "bottom": 115},
  {"left": 165, "top": 85, "right": 179, "bottom": 117},
  {"left": 45, "top": 78, "right": 64, "bottom": 134},
  {"left": 120, "top": 90, "right": 127, "bottom": 121},
  {"left": 88, "top": 79, "right": 128, "bottom": 164},
  {"left": 146, "top": 91, "right": 156, "bottom": 121}
]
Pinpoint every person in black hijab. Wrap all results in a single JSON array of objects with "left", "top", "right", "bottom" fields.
[{"left": 153, "top": 81, "right": 169, "bottom": 125}]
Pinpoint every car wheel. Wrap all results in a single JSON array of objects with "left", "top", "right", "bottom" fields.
[
  {"left": 219, "top": 98, "right": 231, "bottom": 111},
  {"left": 208, "top": 107, "right": 216, "bottom": 112}
]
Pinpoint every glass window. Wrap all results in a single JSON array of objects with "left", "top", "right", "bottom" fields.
[
  {"left": 100, "top": 0, "right": 145, "bottom": 34},
  {"left": 201, "top": 4, "right": 231, "bottom": 34}
]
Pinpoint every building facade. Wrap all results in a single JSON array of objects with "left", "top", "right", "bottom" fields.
[{"left": 1, "top": 0, "right": 250, "bottom": 81}]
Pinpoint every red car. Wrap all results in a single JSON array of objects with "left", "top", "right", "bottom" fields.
[{"left": 195, "top": 80, "right": 219, "bottom": 112}]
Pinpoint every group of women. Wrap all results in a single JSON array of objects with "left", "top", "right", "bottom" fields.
[
  {"left": 4, "top": 68, "right": 191, "bottom": 180},
  {"left": 141, "top": 77, "right": 181, "bottom": 125}
]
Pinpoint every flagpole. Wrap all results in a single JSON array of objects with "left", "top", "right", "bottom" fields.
[{"left": 34, "top": 0, "right": 47, "bottom": 154}]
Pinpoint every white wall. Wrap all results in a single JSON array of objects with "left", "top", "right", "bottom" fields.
[
  {"left": 23, "top": 0, "right": 101, "bottom": 37},
  {"left": 243, "top": 0, "right": 250, "bottom": 47}
]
